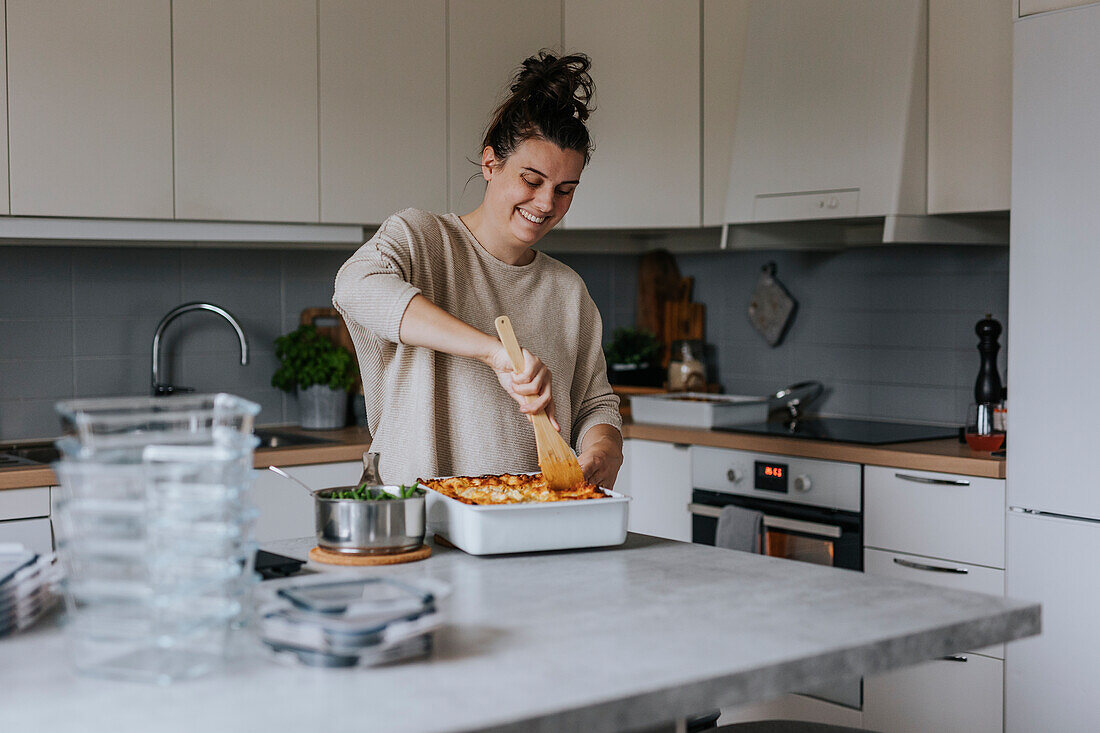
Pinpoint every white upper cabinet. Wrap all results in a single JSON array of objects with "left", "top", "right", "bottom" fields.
[
  {"left": 7, "top": 0, "right": 173, "bottom": 218},
  {"left": 703, "top": 0, "right": 751, "bottom": 227},
  {"left": 319, "top": 1, "right": 447, "bottom": 224},
  {"left": 725, "top": 0, "right": 927, "bottom": 223},
  {"left": 448, "top": 0, "right": 562, "bottom": 216},
  {"left": 927, "top": 0, "right": 1012, "bottom": 213},
  {"left": 1019, "top": 0, "right": 1095, "bottom": 16},
  {"left": 563, "top": 0, "right": 701, "bottom": 229},
  {"left": 173, "top": 0, "right": 319, "bottom": 222},
  {"left": 0, "top": 2, "right": 8, "bottom": 215}
]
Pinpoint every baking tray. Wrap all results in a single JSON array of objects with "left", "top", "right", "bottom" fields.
[
  {"left": 630, "top": 392, "right": 769, "bottom": 429},
  {"left": 421, "top": 480, "right": 629, "bottom": 556}
]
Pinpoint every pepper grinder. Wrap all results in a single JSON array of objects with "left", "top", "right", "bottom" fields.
[{"left": 974, "top": 314, "right": 1003, "bottom": 435}]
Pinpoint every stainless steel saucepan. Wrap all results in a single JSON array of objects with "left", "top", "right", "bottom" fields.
[{"left": 313, "top": 489, "right": 425, "bottom": 555}]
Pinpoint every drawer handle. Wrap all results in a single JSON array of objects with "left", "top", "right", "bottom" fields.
[
  {"left": 894, "top": 472, "right": 970, "bottom": 486},
  {"left": 893, "top": 557, "right": 969, "bottom": 574},
  {"left": 942, "top": 654, "right": 968, "bottom": 663}
]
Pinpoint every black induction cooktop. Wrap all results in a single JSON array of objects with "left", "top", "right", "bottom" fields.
[{"left": 715, "top": 417, "right": 959, "bottom": 445}]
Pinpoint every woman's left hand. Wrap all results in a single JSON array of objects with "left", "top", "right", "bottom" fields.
[{"left": 577, "top": 425, "right": 624, "bottom": 489}]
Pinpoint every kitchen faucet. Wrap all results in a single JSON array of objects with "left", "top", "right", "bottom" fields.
[{"left": 151, "top": 302, "right": 249, "bottom": 396}]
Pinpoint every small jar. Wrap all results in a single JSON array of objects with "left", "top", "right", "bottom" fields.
[{"left": 668, "top": 340, "right": 706, "bottom": 392}]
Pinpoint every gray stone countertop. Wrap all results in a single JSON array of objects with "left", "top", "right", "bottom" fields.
[{"left": 0, "top": 535, "right": 1038, "bottom": 733}]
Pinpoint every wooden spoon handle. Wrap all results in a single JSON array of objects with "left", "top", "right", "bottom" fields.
[{"left": 494, "top": 316, "right": 537, "bottom": 407}]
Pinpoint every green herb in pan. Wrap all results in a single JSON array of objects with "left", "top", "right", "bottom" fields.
[{"left": 324, "top": 484, "right": 424, "bottom": 501}]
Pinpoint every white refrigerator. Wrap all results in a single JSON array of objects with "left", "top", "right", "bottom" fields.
[{"left": 1007, "top": 5, "right": 1100, "bottom": 732}]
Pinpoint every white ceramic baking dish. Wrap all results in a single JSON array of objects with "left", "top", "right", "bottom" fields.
[
  {"left": 630, "top": 392, "right": 769, "bottom": 429},
  {"left": 421, "top": 480, "right": 630, "bottom": 556}
]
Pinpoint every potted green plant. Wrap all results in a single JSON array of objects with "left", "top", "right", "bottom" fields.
[
  {"left": 603, "top": 327, "right": 663, "bottom": 387},
  {"left": 272, "top": 324, "right": 357, "bottom": 429}
]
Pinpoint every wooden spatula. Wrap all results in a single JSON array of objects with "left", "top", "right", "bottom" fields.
[{"left": 495, "top": 316, "right": 586, "bottom": 491}]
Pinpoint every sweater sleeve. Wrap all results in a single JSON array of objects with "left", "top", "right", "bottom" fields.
[
  {"left": 332, "top": 213, "right": 422, "bottom": 344},
  {"left": 570, "top": 293, "right": 622, "bottom": 449}
]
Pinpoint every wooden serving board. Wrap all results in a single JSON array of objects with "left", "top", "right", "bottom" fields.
[{"left": 308, "top": 544, "right": 431, "bottom": 566}]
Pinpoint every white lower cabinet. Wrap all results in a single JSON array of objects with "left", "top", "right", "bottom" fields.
[
  {"left": 251, "top": 461, "right": 359, "bottom": 543},
  {"left": 617, "top": 439, "right": 692, "bottom": 542},
  {"left": 0, "top": 517, "right": 53, "bottom": 555},
  {"left": 863, "top": 653, "right": 1004, "bottom": 733},
  {"left": 863, "top": 464, "right": 1007, "bottom": 733}
]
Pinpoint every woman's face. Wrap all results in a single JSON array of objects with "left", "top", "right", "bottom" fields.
[{"left": 481, "top": 138, "right": 585, "bottom": 251}]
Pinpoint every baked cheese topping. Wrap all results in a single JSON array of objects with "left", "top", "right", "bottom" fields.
[{"left": 419, "top": 473, "right": 606, "bottom": 505}]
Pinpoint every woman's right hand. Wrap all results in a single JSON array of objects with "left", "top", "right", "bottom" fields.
[{"left": 486, "top": 345, "right": 560, "bottom": 431}]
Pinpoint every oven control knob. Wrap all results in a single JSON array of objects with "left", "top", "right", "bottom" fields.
[
  {"left": 794, "top": 475, "right": 812, "bottom": 493},
  {"left": 726, "top": 468, "right": 743, "bottom": 484}
]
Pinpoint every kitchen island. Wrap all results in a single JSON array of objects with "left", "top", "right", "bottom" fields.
[{"left": 0, "top": 534, "right": 1037, "bottom": 733}]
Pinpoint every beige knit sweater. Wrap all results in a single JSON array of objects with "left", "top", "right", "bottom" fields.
[{"left": 332, "top": 208, "right": 621, "bottom": 485}]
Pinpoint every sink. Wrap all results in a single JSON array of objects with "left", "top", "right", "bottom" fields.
[
  {"left": 0, "top": 442, "right": 61, "bottom": 467},
  {"left": 0, "top": 431, "right": 335, "bottom": 468},
  {"left": 252, "top": 428, "right": 338, "bottom": 450}
]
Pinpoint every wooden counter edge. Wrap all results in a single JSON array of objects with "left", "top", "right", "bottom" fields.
[
  {"left": 621, "top": 423, "right": 1006, "bottom": 479},
  {"left": 0, "top": 426, "right": 373, "bottom": 491}
]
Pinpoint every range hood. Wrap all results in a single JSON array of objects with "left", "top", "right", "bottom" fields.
[{"left": 720, "top": 0, "right": 1007, "bottom": 247}]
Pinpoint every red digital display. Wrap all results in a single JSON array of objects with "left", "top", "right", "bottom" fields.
[{"left": 755, "top": 461, "right": 789, "bottom": 492}]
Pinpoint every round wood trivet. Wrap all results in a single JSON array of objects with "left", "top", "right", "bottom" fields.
[{"left": 308, "top": 544, "right": 431, "bottom": 566}]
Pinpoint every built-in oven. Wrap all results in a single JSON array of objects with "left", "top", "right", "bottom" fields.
[{"left": 689, "top": 446, "right": 864, "bottom": 708}]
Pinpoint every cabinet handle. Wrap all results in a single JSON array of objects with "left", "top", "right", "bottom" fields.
[
  {"left": 893, "top": 557, "right": 969, "bottom": 574},
  {"left": 942, "top": 655, "right": 968, "bottom": 663},
  {"left": 672, "top": 443, "right": 691, "bottom": 450},
  {"left": 894, "top": 472, "right": 970, "bottom": 486}
]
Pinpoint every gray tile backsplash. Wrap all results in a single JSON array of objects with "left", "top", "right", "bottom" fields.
[
  {"left": 558, "top": 244, "right": 1009, "bottom": 425},
  {"left": 0, "top": 245, "right": 352, "bottom": 440},
  {"left": 0, "top": 240, "right": 1008, "bottom": 440}
]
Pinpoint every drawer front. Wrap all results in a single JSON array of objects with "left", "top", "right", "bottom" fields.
[
  {"left": 865, "top": 466, "right": 1004, "bottom": 568},
  {"left": 864, "top": 652, "right": 1003, "bottom": 733},
  {"left": 0, "top": 517, "right": 53, "bottom": 554},
  {"left": 865, "top": 548, "right": 1005, "bottom": 658},
  {"left": 0, "top": 486, "right": 50, "bottom": 521}
]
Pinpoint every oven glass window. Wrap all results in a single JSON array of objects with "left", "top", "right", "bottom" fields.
[{"left": 764, "top": 529, "right": 836, "bottom": 567}]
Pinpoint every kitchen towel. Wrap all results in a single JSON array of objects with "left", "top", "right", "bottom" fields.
[{"left": 715, "top": 505, "right": 764, "bottom": 554}]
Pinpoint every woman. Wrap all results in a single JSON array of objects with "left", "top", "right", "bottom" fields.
[{"left": 332, "top": 51, "right": 622, "bottom": 488}]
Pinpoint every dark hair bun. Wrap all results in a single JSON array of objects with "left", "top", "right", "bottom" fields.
[
  {"left": 511, "top": 51, "right": 594, "bottom": 123},
  {"left": 482, "top": 50, "right": 595, "bottom": 165}
]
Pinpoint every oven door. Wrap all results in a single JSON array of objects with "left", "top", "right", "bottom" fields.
[{"left": 689, "top": 489, "right": 863, "bottom": 572}]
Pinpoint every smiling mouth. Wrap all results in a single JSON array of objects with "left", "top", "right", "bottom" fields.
[{"left": 517, "top": 208, "right": 546, "bottom": 225}]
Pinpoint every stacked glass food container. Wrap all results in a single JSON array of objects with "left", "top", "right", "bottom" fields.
[{"left": 51, "top": 393, "right": 261, "bottom": 684}]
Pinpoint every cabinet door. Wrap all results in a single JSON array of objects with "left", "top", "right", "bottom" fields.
[
  {"left": 0, "top": 486, "right": 50, "bottom": 521},
  {"left": 173, "top": 0, "right": 319, "bottom": 222},
  {"left": 320, "top": 0, "right": 446, "bottom": 224},
  {"left": 1020, "top": 0, "right": 1095, "bottom": 16},
  {"left": 864, "top": 653, "right": 1003, "bottom": 733},
  {"left": 864, "top": 466, "right": 1005, "bottom": 569},
  {"left": 563, "top": 0, "right": 701, "bottom": 228},
  {"left": 702, "top": 0, "right": 751, "bottom": 226},
  {"left": 448, "top": 0, "right": 562, "bottom": 215},
  {"left": 725, "top": 0, "right": 926, "bottom": 222},
  {"left": 252, "top": 461, "right": 359, "bottom": 543},
  {"left": 0, "top": 2, "right": 8, "bottom": 215},
  {"left": 618, "top": 440, "right": 692, "bottom": 541},
  {"left": 7, "top": 0, "right": 172, "bottom": 218},
  {"left": 927, "top": 0, "right": 1012, "bottom": 213},
  {"left": 0, "top": 518, "right": 53, "bottom": 555}
]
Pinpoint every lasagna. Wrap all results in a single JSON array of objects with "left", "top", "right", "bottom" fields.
[{"left": 418, "top": 473, "right": 606, "bottom": 505}]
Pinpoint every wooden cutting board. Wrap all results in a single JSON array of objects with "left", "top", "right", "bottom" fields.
[
  {"left": 636, "top": 249, "right": 683, "bottom": 339},
  {"left": 300, "top": 307, "right": 361, "bottom": 393}
]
